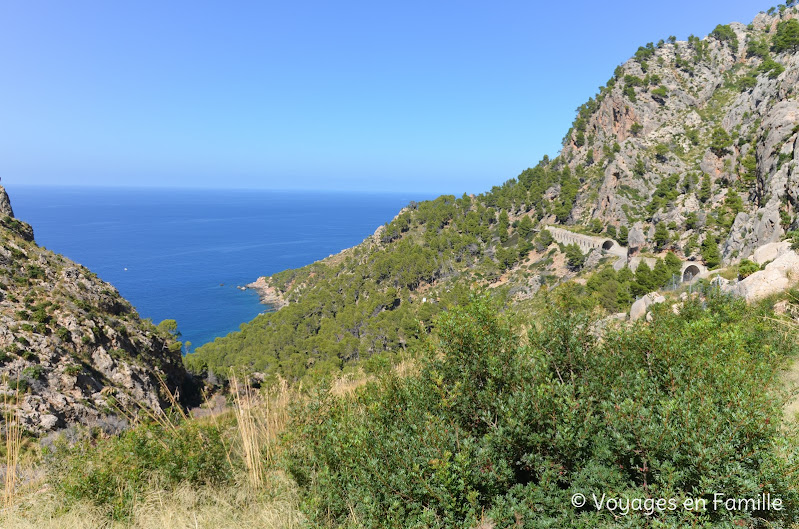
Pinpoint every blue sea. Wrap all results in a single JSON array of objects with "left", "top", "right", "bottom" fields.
[{"left": 8, "top": 186, "right": 431, "bottom": 351}]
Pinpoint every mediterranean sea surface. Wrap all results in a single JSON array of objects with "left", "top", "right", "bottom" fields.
[{"left": 8, "top": 186, "right": 432, "bottom": 351}]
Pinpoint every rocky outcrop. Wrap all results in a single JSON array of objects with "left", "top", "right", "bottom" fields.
[
  {"left": 752, "top": 241, "right": 792, "bottom": 265},
  {"left": 246, "top": 276, "right": 288, "bottom": 309},
  {"left": 554, "top": 7, "right": 799, "bottom": 268},
  {"left": 0, "top": 187, "right": 34, "bottom": 242},
  {"left": 630, "top": 292, "right": 666, "bottom": 321},
  {"left": 0, "top": 186, "right": 15, "bottom": 218},
  {"left": 0, "top": 189, "right": 192, "bottom": 435},
  {"left": 724, "top": 249, "right": 799, "bottom": 302}
]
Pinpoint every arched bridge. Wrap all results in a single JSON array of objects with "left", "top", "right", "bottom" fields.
[
  {"left": 542, "top": 225, "right": 708, "bottom": 282},
  {"left": 543, "top": 225, "right": 627, "bottom": 258}
]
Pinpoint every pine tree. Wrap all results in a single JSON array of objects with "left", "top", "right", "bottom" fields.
[
  {"left": 618, "top": 225, "right": 629, "bottom": 246},
  {"left": 665, "top": 252, "right": 683, "bottom": 277},
  {"left": 701, "top": 236, "right": 721, "bottom": 269},
  {"left": 654, "top": 222, "right": 669, "bottom": 250},
  {"left": 699, "top": 175, "right": 712, "bottom": 203},
  {"left": 565, "top": 244, "right": 585, "bottom": 270},
  {"left": 652, "top": 258, "right": 670, "bottom": 288},
  {"left": 497, "top": 210, "right": 509, "bottom": 243},
  {"left": 632, "top": 262, "right": 655, "bottom": 296},
  {"left": 517, "top": 215, "right": 534, "bottom": 239},
  {"left": 774, "top": 19, "right": 799, "bottom": 53}
]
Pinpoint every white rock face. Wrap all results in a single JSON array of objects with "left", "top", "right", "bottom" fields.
[
  {"left": 630, "top": 292, "right": 666, "bottom": 321},
  {"left": 725, "top": 250, "right": 799, "bottom": 302},
  {"left": 752, "top": 241, "right": 792, "bottom": 265}
]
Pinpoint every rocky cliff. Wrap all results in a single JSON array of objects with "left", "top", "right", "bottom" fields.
[
  {"left": 558, "top": 7, "right": 799, "bottom": 264},
  {"left": 0, "top": 187, "right": 191, "bottom": 435}
]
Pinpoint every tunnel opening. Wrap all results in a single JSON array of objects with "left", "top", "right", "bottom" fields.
[
  {"left": 602, "top": 240, "right": 614, "bottom": 250},
  {"left": 683, "top": 264, "right": 700, "bottom": 282}
]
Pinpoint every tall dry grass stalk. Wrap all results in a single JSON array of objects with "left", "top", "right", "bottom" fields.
[
  {"left": 328, "top": 371, "right": 370, "bottom": 398},
  {"left": 230, "top": 375, "right": 298, "bottom": 488},
  {"left": 261, "top": 377, "right": 293, "bottom": 467},
  {"left": 231, "top": 375, "right": 265, "bottom": 488},
  {"left": 2, "top": 374, "right": 23, "bottom": 508}
]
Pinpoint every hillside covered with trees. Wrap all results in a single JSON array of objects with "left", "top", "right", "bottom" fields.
[
  {"left": 187, "top": 5, "right": 799, "bottom": 383},
  {"left": 6, "top": 5, "right": 799, "bottom": 529}
]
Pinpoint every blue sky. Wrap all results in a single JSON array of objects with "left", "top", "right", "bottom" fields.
[{"left": 0, "top": 1, "right": 775, "bottom": 194}]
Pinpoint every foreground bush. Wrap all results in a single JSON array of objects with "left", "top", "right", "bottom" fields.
[
  {"left": 285, "top": 294, "right": 799, "bottom": 527},
  {"left": 46, "top": 420, "right": 234, "bottom": 520}
]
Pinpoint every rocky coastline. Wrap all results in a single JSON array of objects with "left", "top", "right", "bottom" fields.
[{"left": 246, "top": 276, "right": 288, "bottom": 309}]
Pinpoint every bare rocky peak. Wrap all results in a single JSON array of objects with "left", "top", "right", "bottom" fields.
[{"left": 0, "top": 186, "right": 15, "bottom": 218}]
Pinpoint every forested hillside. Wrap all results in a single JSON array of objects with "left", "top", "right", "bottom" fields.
[
  {"left": 9, "top": 5, "right": 799, "bottom": 529},
  {"left": 187, "top": 5, "right": 799, "bottom": 383}
]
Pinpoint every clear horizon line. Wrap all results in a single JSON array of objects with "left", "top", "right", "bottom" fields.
[{"left": 6, "top": 182, "right": 453, "bottom": 196}]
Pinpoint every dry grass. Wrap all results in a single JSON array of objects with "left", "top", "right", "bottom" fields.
[
  {"left": 328, "top": 370, "right": 371, "bottom": 398},
  {"left": 0, "top": 373, "right": 311, "bottom": 528},
  {"left": 2, "top": 374, "right": 23, "bottom": 508},
  {"left": 231, "top": 375, "right": 265, "bottom": 488},
  {"left": 0, "top": 369, "right": 379, "bottom": 528},
  {"left": 0, "top": 472, "right": 306, "bottom": 529}
]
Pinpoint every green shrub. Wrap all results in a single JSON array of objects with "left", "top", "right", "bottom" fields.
[
  {"left": 63, "top": 364, "right": 82, "bottom": 376},
  {"left": 787, "top": 230, "right": 799, "bottom": 250},
  {"left": 47, "top": 420, "right": 233, "bottom": 521},
  {"left": 738, "top": 75, "right": 757, "bottom": 91},
  {"left": 56, "top": 327, "right": 71, "bottom": 342},
  {"left": 737, "top": 259, "right": 761, "bottom": 279},
  {"left": 22, "top": 365, "right": 43, "bottom": 380},
  {"left": 711, "top": 24, "right": 738, "bottom": 52},
  {"left": 286, "top": 295, "right": 799, "bottom": 528}
]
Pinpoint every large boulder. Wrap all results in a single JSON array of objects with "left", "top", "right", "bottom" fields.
[
  {"left": 725, "top": 250, "right": 799, "bottom": 302},
  {"left": 630, "top": 292, "right": 666, "bottom": 321},
  {"left": 752, "top": 241, "right": 792, "bottom": 265},
  {"left": 628, "top": 226, "right": 647, "bottom": 251}
]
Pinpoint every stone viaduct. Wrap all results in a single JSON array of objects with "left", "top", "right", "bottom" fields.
[{"left": 542, "top": 225, "right": 707, "bottom": 282}]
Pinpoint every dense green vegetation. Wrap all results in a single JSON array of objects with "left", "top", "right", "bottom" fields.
[
  {"left": 185, "top": 162, "right": 590, "bottom": 381},
  {"left": 10, "top": 9, "right": 799, "bottom": 528},
  {"left": 286, "top": 295, "right": 799, "bottom": 528},
  {"left": 15, "top": 291, "right": 799, "bottom": 528},
  {"left": 46, "top": 419, "right": 232, "bottom": 520},
  {"left": 185, "top": 7, "right": 799, "bottom": 384}
]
